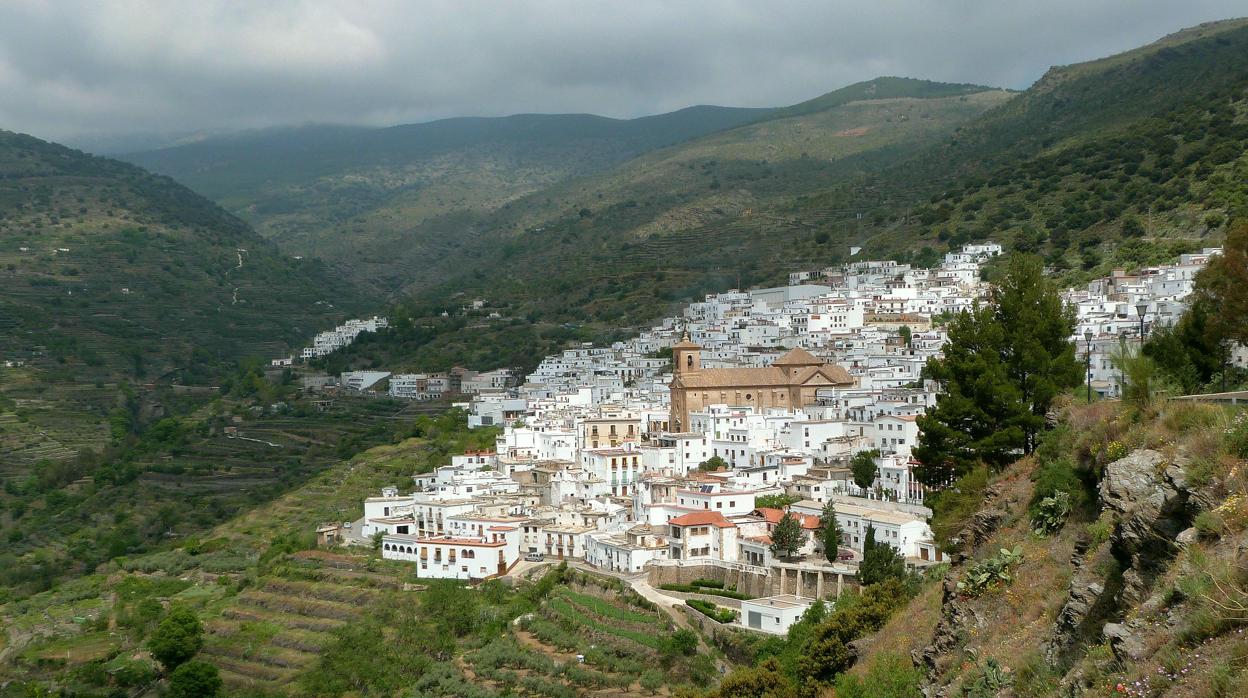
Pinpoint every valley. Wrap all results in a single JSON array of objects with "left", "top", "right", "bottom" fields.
[{"left": 2, "top": 10, "right": 1248, "bottom": 698}]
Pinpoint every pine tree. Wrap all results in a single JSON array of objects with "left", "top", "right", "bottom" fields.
[
  {"left": 914, "top": 255, "right": 1080, "bottom": 484},
  {"left": 820, "top": 501, "right": 844, "bottom": 563},
  {"left": 1192, "top": 221, "right": 1248, "bottom": 344},
  {"left": 858, "top": 526, "right": 907, "bottom": 586},
  {"left": 769, "top": 511, "right": 804, "bottom": 560}
]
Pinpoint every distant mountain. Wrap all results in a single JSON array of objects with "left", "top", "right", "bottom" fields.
[
  {"left": 0, "top": 130, "right": 367, "bottom": 457},
  {"left": 321, "top": 19, "right": 1248, "bottom": 374},
  {"left": 121, "top": 106, "right": 773, "bottom": 291},
  {"left": 309, "top": 77, "right": 1012, "bottom": 372}
]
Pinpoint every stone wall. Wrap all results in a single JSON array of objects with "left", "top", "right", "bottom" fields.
[{"left": 647, "top": 563, "right": 771, "bottom": 598}]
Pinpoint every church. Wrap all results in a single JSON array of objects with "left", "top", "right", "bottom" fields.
[{"left": 668, "top": 336, "right": 855, "bottom": 432}]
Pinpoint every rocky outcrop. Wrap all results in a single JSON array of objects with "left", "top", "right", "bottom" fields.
[
  {"left": 1045, "top": 567, "right": 1105, "bottom": 663},
  {"left": 915, "top": 577, "right": 980, "bottom": 696},
  {"left": 946, "top": 484, "right": 1007, "bottom": 565},
  {"left": 1103, "top": 621, "right": 1148, "bottom": 662},
  {"left": 1099, "top": 449, "right": 1202, "bottom": 607}
]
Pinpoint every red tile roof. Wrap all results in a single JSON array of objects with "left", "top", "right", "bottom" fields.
[
  {"left": 668, "top": 511, "right": 736, "bottom": 529},
  {"left": 754, "top": 507, "right": 820, "bottom": 530}
]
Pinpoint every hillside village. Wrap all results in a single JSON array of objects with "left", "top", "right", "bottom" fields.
[{"left": 314, "top": 241, "right": 1227, "bottom": 635}]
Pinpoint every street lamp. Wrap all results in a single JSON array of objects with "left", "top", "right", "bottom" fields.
[
  {"left": 1223, "top": 338, "right": 1232, "bottom": 394},
  {"left": 1135, "top": 302, "right": 1148, "bottom": 340},
  {"left": 1084, "top": 330, "right": 1094, "bottom": 403}
]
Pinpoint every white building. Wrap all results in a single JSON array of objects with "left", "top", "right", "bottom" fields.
[{"left": 740, "top": 595, "right": 814, "bottom": 635}]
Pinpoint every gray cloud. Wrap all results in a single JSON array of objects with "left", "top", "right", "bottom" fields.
[{"left": 0, "top": 0, "right": 1243, "bottom": 149}]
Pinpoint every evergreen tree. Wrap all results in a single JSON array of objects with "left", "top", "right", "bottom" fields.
[
  {"left": 915, "top": 255, "right": 1080, "bottom": 484},
  {"left": 850, "top": 449, "right": 880, "bottom": 489},
  {"left": 168, "top": 660, "right": 222, "bottom": 698},
  {"left": 819, "top": 501, "right": 844, "bottom": 563},
  {"left": 858, "top": 526, "right": 907, "bottom": 586},
  {"left": 769, "top": 511, "right": 804, "bottom": 560},
  {"left": 147, "top": 607, "right": 204, "bottom": 671},
  {"left": 1192, "top": 221, "right": 1248, "bottom": 344}
]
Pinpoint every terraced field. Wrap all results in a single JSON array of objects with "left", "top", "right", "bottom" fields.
[
  {"left": 202, "top": 551, "right": 404, "bottom": 693},
  {"left": 484, "top": 583, "right": 715, "bottom": 696}
]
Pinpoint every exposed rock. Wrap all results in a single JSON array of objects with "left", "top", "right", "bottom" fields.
[
  {"left": 1103, "top": 622, "right": 1147, "bottom": 662},
  {"left": 1099, "top": 449, "right": 1200, "bottom": 607},
  {"left": 1045, "top": 568, "right": 1105, "bottom": 662},
  {"left": 916, "top": 576, "right": 979, "bottom": 678},
  {"left": 1175, "top": 527, "right": 1198, "bottom": 547},
  {"left": 948, "top": 503, "right": 1006, "bottom": 564}
]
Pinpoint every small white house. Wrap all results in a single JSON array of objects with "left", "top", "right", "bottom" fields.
[
  {"left": 740, "top": 594, "right": 813, "bottom": 634},
  {"left": 381, "top": 526, "right": 520, "bottom": 580}
]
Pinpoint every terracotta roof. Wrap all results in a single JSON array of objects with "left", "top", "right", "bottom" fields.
[
  {"left": 672, "top": 364, "right": 852, "bottom": 389},
  {"left": 754, "top": 507, "right": 821, "bottom": 530},
  {"left": 668, "top": 511, "right": 736, "bottom": 528},
  {"left": 754, "top": 507, "right": 787, "bottom": 524},
  {"left": 672, "top": 339, "right": 702, "bottom": 350},
  {"left": 772, "top": 347, "right": 822, "bottom": 366}
]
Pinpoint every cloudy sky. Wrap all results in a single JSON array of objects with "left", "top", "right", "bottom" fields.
[{"left": 1, "top": 0, "right": 1244, "bottom": 150}]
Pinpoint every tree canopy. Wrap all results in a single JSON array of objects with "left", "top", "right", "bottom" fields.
[
  {"left": 819, "top": 501, "right": 844, "bottom": 563},
  {"left": 699, "top": 455, "right": 728, "bottom": 472},
  {"left": 850, "top": 449, "right": 880, "bottom": 489},
  {"left": 1146, "top": 221, "right": 1248, "bottom": 394},
  {"left": 146, "top": 606, "right": 204, "bottom": 671},
  {"left": 915, "top": 254, "right": 1080, "bottom": 484},
  {"left": 167, "top": 660, "right": 222, "bottom": 698},
  {"left": 858, "top": 526, "right": 907, "bottom": 586},
  {"left": 769, "top": 512, "right": 805, "bottom": 560}
]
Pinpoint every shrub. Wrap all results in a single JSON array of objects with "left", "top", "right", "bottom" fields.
[
  {"left": 687, "top": 599, "right": 737, "bottom": 623},
  {"left": 167, "top": 660, "right": 222, "bottom": 698},
  {"left": 1086, "top": 511, "right": 1114, "bottom": 549},
  {"left": 689, "top": 578, "right": 724, "bottom": 589},
  {"left": 833, "top": 652, "right": 922, "bottom": 698},
  {"left": 957, "top": 547, "right": 1024, "bottom": 597},
  {"left": 640, "top": 669, "right": 665, "bottom": 694},
  {"left": 1105, "top": 439, "right": 1129, "bottom": 462},
  {"left": 1225, "top": 411, "right": 1248, "bottom": 459},
  {"left": 659, "top": 583, "right": 751, "bottom": 600}
]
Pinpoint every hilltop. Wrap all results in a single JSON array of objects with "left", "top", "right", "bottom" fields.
[
  {"left": 121, "top": 106, "right": 773, "bottom": 292},
  {"left": 315, "top": 19, "right": 1248, "bottom": 375}
]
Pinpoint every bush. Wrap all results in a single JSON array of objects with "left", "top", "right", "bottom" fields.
[
  {"left": 1031, "top": 491, "right": 1073, "bottom": 536},
  {"left": 167, "top": 660, "right": 222, "bottom": 698},
  {"left": 689, "top": 578, "right": 724, "bottom": 589},
  {"left": 146, "top": 606, "right": 204, "bottom": 671},
  {"left": 1225, "top": 411, "right": 1248, "bottom": 459},
  {"left": 688, "top": 599, "right": 737, "bottom": 623},
  {"left": 833, "top": 652, "right": 922, "bottom": 698},
  {"left": 659, "top": 583, "right": 751, "bottom": 600}
]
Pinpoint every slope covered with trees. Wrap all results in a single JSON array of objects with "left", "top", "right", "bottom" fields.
[{"left": 122, "top": 106, "right": 775, "bottom": 292}]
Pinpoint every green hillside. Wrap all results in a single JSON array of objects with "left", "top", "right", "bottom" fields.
[
  {"left": 320, "top": 20, "right": 1248, "bottom": 375},
  {"left": 309, "top": 78, "right": 1013, "bottom": 372},
  {"left": 854, "top": 18, "right": 1248, "bottom": 270},
  {"left": 0, "top": 132, "right": 389, "bottom": 596},
  {"left": 121, "top": 107, "right": 773, "bottom": 291},
  {"left": 0, "top": 130, "right": 366, "bottom": 380}
]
